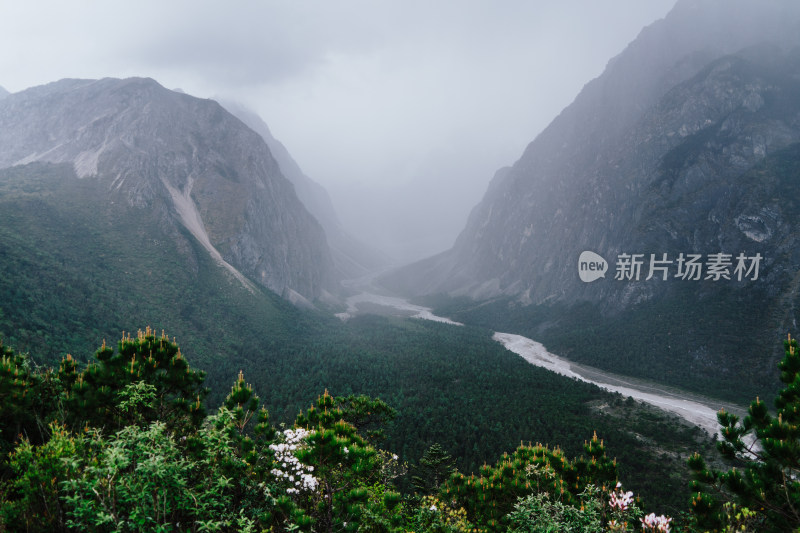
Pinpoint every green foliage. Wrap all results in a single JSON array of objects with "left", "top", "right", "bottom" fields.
[
  {"left": 291, "top": 391, "right": 386, "bottom": 532},
  {"left": 116, "top": 381, "right": 158, "bottom": 426},
  {"left": 405, "top": 495, "right": 474, "bottom": 533},
  {"left": 2, "top": 393, "right": 279, "bottom": 531},
  {"left": 351, "top": 481, "right": 406, "bottom": 532},
  {"left": 0, "top": 333, "right": 281, "bottom": 532},
  {"left": 411, "top": 443, "right": 456, "bottom": 495},
  {"left": 0, "top": 329, "right": 692, "bottom": 533},
  {"left": 59, "top": 404, "right": 284, "bottom": 532},
  {"left": 714, "top": 502, "right": 760, "bottom": 533},
  {"left": 54, "top": 408, "right": 276, "bottom": 532},
  {"left": 0, "top": 161, "right": 717, "bottom": 516},
  {"left": 0, "top": 344, "right": 43, "bottom": 460},
  {"left": 506, "top": 488, "right": 603, "bottom": 533},
  {"left": 61, "top": 327, "right": 208, "bottom": 434},
  {"left": 442, "top": 433, "right": 617, "bottom": 531},
  {"left": 63, "top": 421, "right": 201, "bottom": 530},
  {"left": 259, "top": 316, "right": 710, "bottom": 512},
  {"left": 0, "top": 340, "right": 63, "bottom": 487},
  {"left": 689, "top": 334, "right": 800, "bottom": 532},
  {"left": 0, "top": 422, "right": 100, "bottom": 531},
  {"left": 329, "top": 393, "right": 397, "bottom": 445}
]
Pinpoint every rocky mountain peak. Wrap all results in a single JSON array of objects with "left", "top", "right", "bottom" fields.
[{"left": 0, "top": 77, "right": 335, "bottom": 300}]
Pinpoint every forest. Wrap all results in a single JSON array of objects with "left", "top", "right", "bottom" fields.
[
  {"left": 2, "top": 325, "right": 799, "bottom": 531},
  {"left": 0, "top": 163, "right": 795, "bottom": 529}
]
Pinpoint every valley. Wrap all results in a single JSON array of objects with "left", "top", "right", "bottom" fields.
[
  {"left": 2, "top": 1, "right": 800, "bottom": 529},
  {"left": 337, "top": 275, "right": 744, "bottom": 437}
]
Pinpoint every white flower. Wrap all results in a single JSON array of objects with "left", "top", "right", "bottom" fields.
[
  {"left": 343, "top": 446, "right": 349, "bottom": 454},
  {"left": 609, "top": 487, "right": 634, "bottom": 511},
  {"left": 430, "top": 504, "right": 437, "bottom": 512},
  {"left": 641, "top": 513, "right": 672, "bottom": 533},
  {"left": 270, "top": 428, "right": 319, "bottom": 495}
]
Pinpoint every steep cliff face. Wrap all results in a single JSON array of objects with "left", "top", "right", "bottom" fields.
[
  {"left": 389, "top": 0, "right": 800, "bottom": 305},
  {"left": 452, "top": 47, "right": 800, "bottom": 307},
  {"left": 0, "top": 77, "right": 334, "bottom": 299},
  {"left": 383, "top": 0, "right": 800, "bottom": 401}
]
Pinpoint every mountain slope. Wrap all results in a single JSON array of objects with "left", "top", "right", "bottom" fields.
[
  {"left": 0, "top": 161, "right": 326, "bottom": 395},
  {"left": 221, "top": 101, "right": 389, "bottom": 280},
  {"left": 383, "top": 0, "right": 800, "bottom": 401},
  {"left": 0, "top": 77, "right": 334, "bottom": 300}
]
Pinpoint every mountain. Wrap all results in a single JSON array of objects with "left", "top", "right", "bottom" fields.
[
  {"left": 220, "top": 101, "right": 389, "bottom": 280},
  {"left": 0, "top": 77, "right": 345, "bottom": 377},
  {"left": 0, "top": 79, "right": 711, "bottom": 512},
  {"left": 0, "top": 86, "right": 8, "bottom": 100},
  {"left": 0, "top": 77, "right": 334, "bottom": 301},
  {"left": 383, "top": 0, "right": 800, "bottom": 402}
]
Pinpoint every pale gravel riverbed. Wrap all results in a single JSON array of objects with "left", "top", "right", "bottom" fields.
[{"left": 339, "top": 276, "right": 744, "bottom": 436}]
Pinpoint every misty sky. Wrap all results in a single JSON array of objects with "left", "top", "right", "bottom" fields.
[{"left": 1, "top": 1, "right": 676, "bottom": 263}]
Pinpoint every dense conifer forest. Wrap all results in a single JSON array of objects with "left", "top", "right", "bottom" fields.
[
  {"left": 3, "top": 323, "right": 799, "bottom": 531},
  {"left": 0, "top": 158, "right": 796, "bottom": 532}
]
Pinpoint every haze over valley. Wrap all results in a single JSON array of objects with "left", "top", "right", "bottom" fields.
[{"left": 2, "top": 1, "right": 800, "bottom": 530}]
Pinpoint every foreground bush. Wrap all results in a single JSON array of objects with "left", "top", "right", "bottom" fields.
[{"left": 0, "top": 328, "right": 686, "bottom": 531}]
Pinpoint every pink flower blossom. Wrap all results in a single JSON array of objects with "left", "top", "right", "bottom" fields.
[{"left": 641, "top": 512, "right": 672, "bottom": 532}]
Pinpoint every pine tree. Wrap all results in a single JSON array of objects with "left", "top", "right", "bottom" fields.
[
  {"left": 330, "top": 393, "right": 396, "bottom": 444},
  {"left": 443, "top": 433, "right": 618, "bottom": 531},
  {"left": 0, "top": 342, "right": 38, "bottom": 459},
  {"left": 689, "top": 334, "right": 800, "bottom": 532},
  {"left": 60, "top": 327, "right": 207, "bottom": 433},
  {"left": 289, "top": 390, "right": 403, "bottom": 532},
  {"left": 411, "top": 443, "right": 456, "bottom": 495},
  {"left": 0, "top": 340, "right": 57, "bottom": 472}
]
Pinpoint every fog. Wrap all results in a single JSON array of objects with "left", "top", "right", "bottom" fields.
[{"left": 0, "top": 1, "right": 676, "bottom": 263}]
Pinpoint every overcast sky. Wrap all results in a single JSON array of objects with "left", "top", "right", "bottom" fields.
[{"left": 0, "top": 1, "right": 677, "bottom": 263}]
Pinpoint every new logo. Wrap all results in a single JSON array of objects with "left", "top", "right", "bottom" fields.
[{"left": 578, "top": 251, "right": 608, "bottom": 283}]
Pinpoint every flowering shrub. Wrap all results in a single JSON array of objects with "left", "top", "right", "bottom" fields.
[
  {"left": 507, "top": 482, "right": 671, "bottom": 533},
  {"left": 0, "top": 332, "right": 690, "bottom": 533},
  {"left": 640, "top": 512, "right": 672, "bottom": 532},
  {"left": 269, "top": 428, "right": 319, "bottom": 495},
  {"left": 506, "top": 488, "right": 603, "bottom": 533},
  {"left": 608, "top": 483, "right": 634, "bottom": 512},
  {"left": 605, "top": 482, "right": 648, "bottom": 533}
]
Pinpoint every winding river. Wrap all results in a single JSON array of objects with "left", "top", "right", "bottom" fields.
[{"left": 337, "top": 276, "right": 744, "bottom": 436}]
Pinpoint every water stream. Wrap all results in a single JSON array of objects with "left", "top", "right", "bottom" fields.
[{"left": 338, "top": 276, "right": 740, "bottom": 436}]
